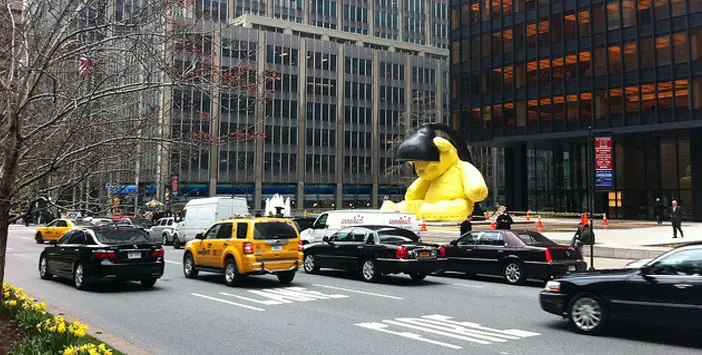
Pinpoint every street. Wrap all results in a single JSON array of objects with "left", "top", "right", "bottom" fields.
[{"left": 4, "top": 225, "right": 701, "bottom": 355}]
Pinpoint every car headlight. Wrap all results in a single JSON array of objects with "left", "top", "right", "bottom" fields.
[{"left": 544, "top": 281, "right": 561, "bottom": 293}]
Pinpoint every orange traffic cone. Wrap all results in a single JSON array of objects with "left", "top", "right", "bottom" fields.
[
  {"left": 537, "top": 216, "right": 544, "bottom": 232},
  {"left": 421, "top": 220, "right": 427, "bottom": 231},
  {"left": 579, "top": 214, "right": 585, "bottom": 226},
  {"left": 602, "top": 213, "right": 609, "bottom": 228},
  {"left": 485, "top": 211, "right": 490, "bottom": 218},
  {"left": 490, "top": 219, "right": 496, "bottom": 230},
  {"left": 304, "top": 209, "right": 308, "bottom": 217},
  {"left": 583, "top": 213, "right": 589, "bottom": 226},
  {"left": 526, "top": 210, "right": 531, "bottom": 221}
]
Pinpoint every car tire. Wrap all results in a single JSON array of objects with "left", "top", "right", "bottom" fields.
[
  {"left": 567, "top": 293, "right": 608, "bottom": 335},
  {"left": 224, "top": 258, "right": 242, "bottom": 287},
  {"left": 73, "top": 263, "right": 88, "bottom": 290},
  {"left": 140, "top": 278, "right": 157, "bottom": 288},
  {"left": 360, "top": 259, "right": 379, "bottom": 283},
  {"left": 39, "top": 254, "right": 52, "bottom": 280},
  {"left": 503, "top": 261, "right": 525, "bottom": 285},
  {"left": 162, "top": 234, "right": 169, "bottom": 246},
  {"left": 183, "top": 252, "right": 199, "bottom": 279},
  {"left": 277, "top": 271, "right": 295, "bottom": 284},
  {"left": 409, "top": 272, "right": 427, "bottom": 282},
  {"left": 303, "top": 253, "right": 319, "bottom": 274},
  {"left": 35, "top": 232, "right": 44, "bottom": 244},
  {"left": 172, "top": 235, "right": 181, "bottom": 249}
]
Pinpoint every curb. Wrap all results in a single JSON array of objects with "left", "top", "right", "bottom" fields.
[{"left": 41, "top": 301, "right": 154, "bottom": 355}]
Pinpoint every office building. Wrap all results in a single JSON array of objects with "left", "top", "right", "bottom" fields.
[
  {"left": 161, "top": 0, "right": 451, "bottom": 210},
  {"left": 450, "top": 0, "right": 702, "bottom": 220}
]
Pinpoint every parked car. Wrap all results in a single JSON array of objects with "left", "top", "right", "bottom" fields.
[
  {"left": 149, "top": 217, "right": 178, "bottom": 245},
  {"left": 115, "top": 218, "right": 154, "bottom": 233},
  {"left": 299, "top": 210, "right": 420, "bottom": 244},
  {"left": 540, "top": 243, "right": 702, "bottom": 335},
  {"left": 173, "top": 197, "right": 249, "bottom": 249},
  {"left": 34, "top": 219, "right": 95, "bottom": 244},
  {"left": 38, "top": 226, "right": 165, "bottom": 290},
  {"left": 442, "top": 230, "right": 586, "bottom": 285},
  {"left": 302, "top": 226, "right": 446, "bottom": 283},
  {"left": 182, "top": 217, "right": 303, "bottom": 286},
  {"left": 82, "top": 217, "right": 114, "bottom": 227}
]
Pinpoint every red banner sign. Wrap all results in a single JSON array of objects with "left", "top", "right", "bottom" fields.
[
  {"left": 171, "top": 176, "right": 179, "bottom": 194},
  {"left": 595, "top": 137, "right": 613, "bottom": 170}
]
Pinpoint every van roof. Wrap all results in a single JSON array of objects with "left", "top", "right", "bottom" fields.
[
  {"left": 184, "top": 196, "right": 247, "bottom": 207},
  {"left": 221, "top": 217, "right": 293, "bottom": 224},
  {"left": 323, "top": 209, "right": 415, "bottom": 215}
]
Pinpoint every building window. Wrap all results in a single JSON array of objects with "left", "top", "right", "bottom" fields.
[
  {"left": 593, "top": 3, "right": 606, "bottom": 34},
  {"left": 609, "top": 45, "right": 622, "bottom": 73},
  {"left": 266, "top": 45, "right": 298, "bottom": 66},
  {"left": 640, "top": 37, "right": 655, "bottom": 69},
  {"left": 654, "top": 0, "right": 669, "bottom": 20},
  {"left": 623, "top": 42, "right": 637, "bottom": 72},
  {"left": 607, "top": 0, "right": 620, "bottom": 31},
  {"left": 673, "top": 32, "right": 688, "bottom": 64},
  {"left": 656, "top": 35, "right": 671, "bottom": 66},
  {"left": 622, "top": 0, "right": 636, "bottom": 27}
]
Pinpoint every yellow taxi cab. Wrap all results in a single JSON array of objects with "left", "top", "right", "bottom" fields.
[
  {"left": 182, "top": 216, "right": 303, "bottom": 286},
  {"left": 34, "top": 219, "right": 94, "bottom": 244}
]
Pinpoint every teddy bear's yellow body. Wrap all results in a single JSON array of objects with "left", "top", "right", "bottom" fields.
[{"left": 381, "top": 137, "right": 489, "bottom": 222}]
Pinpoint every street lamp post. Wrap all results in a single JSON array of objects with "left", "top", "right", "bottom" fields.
[{"left": 587, "top": 127, "right": 614, "bottom": 271}]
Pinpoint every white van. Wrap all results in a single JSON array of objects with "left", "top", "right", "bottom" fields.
[
  {"left": 172, "top": 197, "right": 248, "bottom": 248},
  {"left": 299, "top": 209, "right": 420, "bottom": 244}
]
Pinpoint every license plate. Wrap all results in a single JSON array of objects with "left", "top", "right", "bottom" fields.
[
  {"left": 128, "top": 252, "right": 141, "bottom": 259},
  {"left": 272, "top": 245, "right": 283, "bottom": 251},
  {"left": 568, "top": 265, "right": 576, "bottom": 272},
  {"left": 419, "top": 251, "right": 430, "bottom": 258}
]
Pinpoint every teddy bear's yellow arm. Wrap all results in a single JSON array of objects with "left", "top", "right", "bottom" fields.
[
  {"left": 405, "top": 177, "right": 431, "bottom": 200},
  {"left": 460, "top": 161, "right": 489, "bottom": 203}
]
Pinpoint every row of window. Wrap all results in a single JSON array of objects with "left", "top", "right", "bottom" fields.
[{"left": 459, "top": 79, "right": 698, "bottom": 131}]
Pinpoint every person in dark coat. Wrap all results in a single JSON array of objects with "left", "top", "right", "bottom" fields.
[
  {"left": 460, "top": 216, "right": 472, "bottom": 236},
  {"left": 571, "top": 223, "right": 594, "bottom": 250},
  {"left": 671, "top": 200, "right": 683, "bottom": 238},
  {"left": 653, "top": 198, "right": 663, "bottom": 225},
  {"left": 495, "top": 208, "right": 513, "bottom": 230}
]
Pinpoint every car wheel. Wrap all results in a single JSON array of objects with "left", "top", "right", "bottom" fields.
[
  {"left": 224, "top": 258, "right": 242, "bottom": 287},
  {"left": 39, "top": 255, "right": 52, "bottom": 280},
  {"left": 568, "top": 293, "right": 608, "bottom": 335},
  {"left": 73, "top": 263, "right": 88, "bottom": 290},
  {"left": 360, "top": 259, "right": 379, "bottom": 283},
  {"left": 503, "top": 261, "right": 525, "bottom": 285},
  {"left": 409, "top": 272, "right": 427, "bottom": 282},
  {"left": 162, "top": 234, "right": 169, "bottom": 246},
  {"left": 303, "top": 253, "right": 319, "bottom": 274},
  {"left": 277, "top": 271, "right": 295, "bottom": 284},
  {"left": 140, "top": 278, "right": 157, "bottom": 288},
  {"left": 172, "top": 235, "right": 181, "bottom": 249},
  {"left": 35, "top": 232, "right": 44, "bottom": 244},
  {"left": 183, "top": 253, "right": 199, "bottom": 278}
]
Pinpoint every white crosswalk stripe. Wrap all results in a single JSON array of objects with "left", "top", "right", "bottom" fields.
[{"left": 356, "top": 314, "right": 541, "bottom": 349}]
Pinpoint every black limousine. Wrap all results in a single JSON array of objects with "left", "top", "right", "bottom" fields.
[
  {"left": 302, "top": 226, "right": 447, "bottom": 282},
  {"left": 39, "top": 226, "right": 165, "bottom": 290},
  {"left": 442, "top": 230, "right": 587, "bottom": 285}
]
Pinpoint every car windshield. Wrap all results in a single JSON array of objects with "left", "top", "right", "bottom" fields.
[
  {"left": 131, "top": 219, "right": 153, "bottom": 228},
  {"left": 516, "top": 232, "right": 557, "bottom": 246},
  {"left": 294, "top": 219, "right": 314, "bottom": 231},
  {"left": 92, "top": 227, "right": 154, "bottom": 245},
  {"left": 72, "top": 219, "right": 94, "bottom": 226},
  {"left": 92, "top": 219, "right": 113, "bottom": 227},
  {"left": 254, "top": 222, "right": 298, "bottom": 240},
  {"left": 377, "top": 228, "right": 419, "bottom": 244}
]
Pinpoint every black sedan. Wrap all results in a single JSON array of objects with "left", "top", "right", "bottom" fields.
[
  {"left": 39, "top": 226, "right": 165, "bottom": 290},
  {"left": 115, "top": 218, "right": 154, "bottom": 232},
  {"left": 302, "top": 226, "right": 447, "bottom": 282},
  {"left": 443, "top": 230, "right": 587, "bottom": 285},
  {"left": 540, "top": 243, "right": 702, "bottom": 335}
]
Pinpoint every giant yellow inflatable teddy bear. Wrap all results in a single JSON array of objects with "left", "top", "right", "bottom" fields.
[{"left": 381, "top": 136, "right": 489, "bottom": 222}]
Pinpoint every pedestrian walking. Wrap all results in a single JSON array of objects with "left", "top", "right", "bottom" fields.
[
  {"left": 571, "top": 223, "right": 594, "bottom": 251},
  {"left": 460, "top": 215, "right": 472, "bottom": 236},
  {"left": 654, "top": 198, "right": 663, "bottom": 225},
  {"left": 671, "top": 200, "right": 684, "bottom": 238},
  {"left": 495, "top": 206, "right": 513, "bottom": 230}
]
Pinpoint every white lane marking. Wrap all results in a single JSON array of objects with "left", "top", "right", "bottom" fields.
[
  {"left": 355, "top": 322, "right": 462, "bottom": 349},
  {"left": 452, "top": 283, "right": 484, "bottom": 289},
  {"left": 220, "top": 292, "right": 283, "bottom": 305},
  {"left": 21, "top": 237, "right": 33, "bottom": 240},
  {"left": 220, "top": 287, "right": 350, "bottom": 306},
  {"left": 313, "top": 284, "right": 403, "bottom": 300},
  {"left": 396, "top": 318, "right": 518, "bottom": 341},
  {"left": 190, "top": 293, "right": 265, "bottom": 311},
  {"left": 422, "top": 315, "right": 541, "bottom": 338},
  {"left": 6, "top": 247, "right": 13, "bottom": 251},
  {"left": 383, "top": 319, "right": 493, "bottom": 345},
  {"left": 164, "top": 260, "right": 180, "bottom": 265}
]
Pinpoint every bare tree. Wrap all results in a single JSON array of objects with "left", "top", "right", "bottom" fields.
[{"left": 0, "top": 0, "right": 274, "bottom": 292}]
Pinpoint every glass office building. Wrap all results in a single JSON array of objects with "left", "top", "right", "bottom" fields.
[
  {"left": 160, "top": 0, "right": 451, "bottom": 210},
  {"left": 450, "top": 0, "right": 702, "bottom": 220}
]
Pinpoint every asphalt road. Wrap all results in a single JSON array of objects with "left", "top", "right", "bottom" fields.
[{"left": 4, "top": 225, "right": 701, "bottom": 355}]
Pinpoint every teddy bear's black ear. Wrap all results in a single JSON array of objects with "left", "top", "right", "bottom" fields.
[{"left": 395, "top": 126, "right": 441, "bottom": 162}]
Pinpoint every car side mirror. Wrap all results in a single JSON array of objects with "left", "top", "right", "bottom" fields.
[
  {"left": 449, "top": 239, "right": 458, "bottom": 246},
  {"left": 640, "top": 265, "right": 651, "bottom": 276},
  {"left": 49, "top": 240, "right": 57, "bottom": 246},
  {"left": 322, "top": 236, "right": 329, "bottom": 242},
  {"left": 196, "top": 233, "right": 205, "bottom": 240}
]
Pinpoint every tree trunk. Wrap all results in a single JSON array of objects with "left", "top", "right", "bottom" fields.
[
  {"left": 0, "top": 110, "right": 21, "bottom": 300},
  {"left": 0, "top": 205, "right": 9, "bottom": 301}
]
